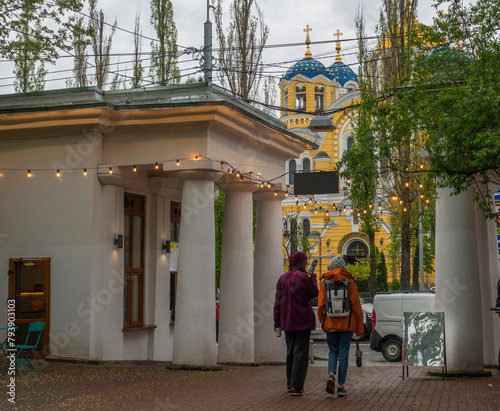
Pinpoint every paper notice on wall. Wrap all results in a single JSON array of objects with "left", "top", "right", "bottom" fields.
[{"left": 170, "top": 241, "right": 179, "bottom": 272}]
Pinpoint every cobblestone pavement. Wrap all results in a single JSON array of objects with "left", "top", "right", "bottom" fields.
[{"left": 1, "top": 351, "right": 499, "bottom": 410}]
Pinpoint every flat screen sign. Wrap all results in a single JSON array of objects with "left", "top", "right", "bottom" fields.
[{"left": 293, "top": 171, "right": 339, "bottom": 195}]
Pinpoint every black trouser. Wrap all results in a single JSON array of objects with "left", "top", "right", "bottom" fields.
[{"left": 285, "top": 330, "right": 311, "bottom": 391}]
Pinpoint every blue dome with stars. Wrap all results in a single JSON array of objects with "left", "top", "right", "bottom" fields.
[
  {"left": 283, "top": 57, "right": 333, "bottom": 81},
  {"left": 329, "top": 61, "right": 358, "bottom": 86}
]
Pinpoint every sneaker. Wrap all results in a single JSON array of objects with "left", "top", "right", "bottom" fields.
[
  {"left": 337, "top": 386, "right": 348, "bottom": 397},
  {"left": 290, "top": 388, "right": 303, "bottom": 396},
  {"left": 326, "top": 376, "right": 335, "bottom": 394}
]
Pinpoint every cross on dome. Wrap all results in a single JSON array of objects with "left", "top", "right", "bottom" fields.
[
  {"left": 303, "top": 25, "right": 313, "bottom": 58},
  {"left": 334, "top": 29, "right": 343, "bottom": 62}
]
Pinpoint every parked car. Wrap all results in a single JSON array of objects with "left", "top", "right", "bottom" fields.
[
  {"left": 369, "top": 291, "right": 436, "bottom": 361},
  {"left": 311, "top": 297, "right": 373, "bottom": 340}
]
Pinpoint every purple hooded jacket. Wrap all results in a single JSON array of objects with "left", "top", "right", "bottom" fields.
[{"left": 274, "top": 251, "right": 319, "bottom": 331}]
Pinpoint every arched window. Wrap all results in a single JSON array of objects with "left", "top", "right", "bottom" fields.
[
  {"left": 295, "top": 86, "right": 306, "bottom": 111},
  {"left": 302, "top": 158, "right": 311, "bottom": 173},
  {"left": 302, "top": 219, "right": 311, "bottom": 236},
  {"left": 347, "top": 137, "right": 354, "bottom": 151},
  {"left": 315, "top": 85, "right": 325, "bottom": 112},
  {"left": 346, "top": 240, "right": 368, "bottom": 265},
  {"left": 283, "top": 87, "right": 288, "bottom": 116},
  {"left": 289, "top": 159, "right": 296, "bottom": 185}
]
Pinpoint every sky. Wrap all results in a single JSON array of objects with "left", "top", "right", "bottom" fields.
[{"left": 0, "top": 0, "right": 474, "bottom": 94}]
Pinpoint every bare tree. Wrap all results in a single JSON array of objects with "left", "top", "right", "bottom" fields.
[{"left": 213, "top": 0, "right": 269, "bottom": 101}]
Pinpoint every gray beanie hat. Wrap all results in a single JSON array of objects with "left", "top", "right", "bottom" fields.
[{"left": 328, "top": 255, "right": 346, "bottom": 271}]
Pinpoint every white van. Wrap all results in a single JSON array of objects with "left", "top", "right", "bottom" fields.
[{"left": 370, "top": 292, "right": 436, "bottom": 361}]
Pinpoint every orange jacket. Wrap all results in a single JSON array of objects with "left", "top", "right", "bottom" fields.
[{"left": 317, "top": 268, "right": 364, "bottom": 336}]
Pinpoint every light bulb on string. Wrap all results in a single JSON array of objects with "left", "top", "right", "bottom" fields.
[
  {"left": 109, "top": 167, "right": 113, "bottom": 174},
  {"left": 176, "top": 160, "right": 180, "bottom": 167},
  {"left": 194, "top": 156, "right": 199, "bottom": 161},
  {"left": 27, "top": 170, "right": 32, "bottom": 178},
  {"left": 260, "top": 183, "right": 264, "bottom": 188},
  {"left": 274, "top": 191, "right": 277, "bottom": 196},
  {"left": 133, "top": 166, "right": 137, "bottom": 172},
  {"left": 56, "top": 170, "right": 61, "bottom": 177},
  {"left": 83, "top": 169, "right": 87, "bottom": 176},
  {"left": 267, "top": 182, "right": 271, "bottom": 188},
  {"left": 155, "top": 163, "right": 159, "bottom": 170},
  {"left": 405, "top": 182, "right": 409, "bottom": 188}
]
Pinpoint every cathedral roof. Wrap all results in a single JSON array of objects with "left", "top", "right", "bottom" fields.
[
  {"left": 329, "top": 61, "right": 358, "bottom": 86},
  {"left": 283, "top": 57, "right": 333, "bottom": 81}
]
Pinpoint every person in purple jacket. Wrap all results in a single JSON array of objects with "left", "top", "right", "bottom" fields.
[{"left": 274, "top": 251, "right": 319, "bottom": 396}]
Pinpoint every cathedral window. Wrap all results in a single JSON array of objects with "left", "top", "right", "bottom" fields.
[
  {"left": 315, "top": 85, "right": 325, "bottom": 112},
  {"left": 288, "top": 159, "right": 296, "bottom": 185},
  {"left": 347, "top": 136, "right": 354, "bottom": 151},
  {"left": 302, "top": 219, "right": 311, "bottom": 236},
  {"left": 283, "top": 87, "right": 288, "bottom": 116},
  {"left": 295, "top": 86, "right": 306, "bottom": 111},
  {"left": 302, "top": 158, "right": 311, "bottom": 173}
]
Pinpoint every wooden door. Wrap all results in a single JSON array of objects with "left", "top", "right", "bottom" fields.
[{"left": 8, "top": 258, "right": 50, "bottom": 356}]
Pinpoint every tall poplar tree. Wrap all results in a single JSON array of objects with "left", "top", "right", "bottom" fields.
[
  {"left": 213, "top": 0, "right": 269, "bottom": 101},
  {"left": 89, "top": 0, "right": 117, "bottom": 90},
  {"left": 150, "top": 0, "right": 180, "bottom": 86},
  {"left": 67, "top": 16, "right": 90, "bottom": 88},
  {"left": 131, "top": 10, "right": 144, "bottom": 88}
]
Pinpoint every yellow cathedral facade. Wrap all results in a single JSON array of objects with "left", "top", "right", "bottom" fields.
[{"left": 279, "top": 27, "right": 396, "bottom": 278}]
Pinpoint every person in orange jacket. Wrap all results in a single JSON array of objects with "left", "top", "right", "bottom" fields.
[{"left": 317, "top": 255, "right": 364, "bottom": 397}]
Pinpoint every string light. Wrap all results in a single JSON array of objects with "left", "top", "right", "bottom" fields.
[
  {"left": 420, "top": 164, "right": 424, "bottom": 169},
  {"left": 326, "top": 210, "right": 330, "bottom": 216},
  {"left": 83, "top": 169, "right": 87, "bottom": 176},
  {"left": 378, "top": 203, "right": 382, "bottom": 211},
  {"left": 405, "top": 182, "right": 409, "bottom": 187},
  {"left": 194, "top": 156, "right": 199, "bottom": 160},
  {"left": 267, "top": 182, "right": 271, "bottom": 188},
  {"left": 109, "top": 167, "right": 113, "bottom": 174},
  {"left": 56, "top": 170, "right": 61, "bottom": 177},
  {"left": 155, "top": 162, "right": 159, "bottom": 170},
  {"left": 27, "top": 170, "right": 32, "bottom": 178},
  {"left": 274, "top": 191, "right": 278, "bottom": 196},
  {"left": 176, "top": 160, "right": 180, "bottom": 166},
  {"left": 392, "top": 195, "right": 398, "bottom": 201},
  {"left": 133, "top": 166, "right": 137, "bottom": 172}
]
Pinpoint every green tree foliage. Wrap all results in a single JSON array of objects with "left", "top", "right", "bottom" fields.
[
  {"left": 350, "top": 0, "right": 438, "bottom": 291},
  {"left": 376, "top": 248, "right": 389, "bottom": 291},
  {"left": 150, "top": 0, "right": 180, "bottom": 86},
  {"left": 11, "top": 7, "right": 47, "bottom": 93},
  {"left": 347, "top": 259, "right": 370, "bottom": 293},
  {"left": 213, "top": 0, "right": 269, "bottom": 101},
  {"left": 89, "top": 0, "right": 117, "bottom": 90},
  {"left": 338, "top": 6, "right": 382, "bottom": 297},
  {"left": 131, "top": 10, "right": 144, "bottom": 88},
  {"left": 0, "top": 0, "right": 83, "bottom": 62},
  {"left": 409, "top": 0, "right": 500, "bottom": 218}
]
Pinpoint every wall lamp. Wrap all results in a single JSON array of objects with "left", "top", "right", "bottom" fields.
[
  {"left": 162, "top": 241, "right": 170, "bottom": 254},
  {"left": 114, "top": 234, "right": 124, "bottom": 249}
]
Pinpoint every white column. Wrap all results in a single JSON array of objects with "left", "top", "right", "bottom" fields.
[
  {"left": 435, "top": 187, "right": 484, "bottom": 372},
  {"left": 172, "top": 170, "right": 222, "bottom": 367},
  {"left": 475, "top": 195, "right": 500, "bottom": 367},
  {"left": 218, "top": 181, "right": 259, "bottom": 363},
  {"left": 253, "top": 190, "right": 286, "bottom": 363}
]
